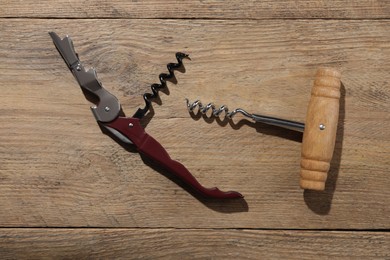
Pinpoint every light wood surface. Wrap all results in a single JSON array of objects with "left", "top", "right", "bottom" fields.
[
  {"left": 1, "top": 229, "right": 389, "bottom": 259},
  {"left": 1, "top": 0, "right": 389, "bottom": 19},
  {"left": 1, "top": 1, "right": 389, "bottom": 258}
]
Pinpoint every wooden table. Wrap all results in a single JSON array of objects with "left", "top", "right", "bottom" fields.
[{"left": 1, "top": 1, "right": 389, "bottom": 258}]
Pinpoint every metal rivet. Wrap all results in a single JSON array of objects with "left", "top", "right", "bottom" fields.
[
  {"left": 128, "top": 123, "right": 133, "bottom": 128},
  {"left": 104, "top": 106, "right": 110, "bottom": 112},
  {"left": 319, "top": 124, "right": 326, "bottom": 130},
  {"left": 76, "top": 64, "right": 81, "bottom": 71}
]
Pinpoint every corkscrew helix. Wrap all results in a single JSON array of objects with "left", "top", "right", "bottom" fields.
[
  {"left": 133, "top": 53, "right": 190, "bottom": 119},
  {"left": 185, "top": 99, "right": 305, "bottom": 132}
]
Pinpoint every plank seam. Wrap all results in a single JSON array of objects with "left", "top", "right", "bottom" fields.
[
  {"left": 0, "top": 227, "right": 388, "bottom": 232},
  {"left": 1, "top": 17, "right": 390, "bottom": 20}
]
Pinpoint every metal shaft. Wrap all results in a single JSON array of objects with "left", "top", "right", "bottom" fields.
[{"left": 251, "top": 113, "right": 305, "bottom": 132}]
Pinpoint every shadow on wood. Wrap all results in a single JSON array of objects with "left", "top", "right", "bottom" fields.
[{"left": 140, "top": 154, "right": 249, "bottom": 213}]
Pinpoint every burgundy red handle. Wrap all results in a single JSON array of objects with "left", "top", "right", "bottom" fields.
[{"left": 106, "top": 117, "right": 243, "bottom": 199}]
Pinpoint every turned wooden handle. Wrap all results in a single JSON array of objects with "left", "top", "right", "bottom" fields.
[{"left": 300, "top": 68, "right": 341, "bottom": 190}]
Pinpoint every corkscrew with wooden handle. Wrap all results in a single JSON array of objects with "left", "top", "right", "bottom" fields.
[{"left": 186, "top": 68, "right": 341, "bottom": 191}]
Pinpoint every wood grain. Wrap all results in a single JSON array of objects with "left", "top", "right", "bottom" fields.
[
  {"left": 1, "top": 0, "right": 389, "bottom": 19},
  {"left": 0, "top": 229, "right": 389, "bottom": 259},
  {"left": 1, "top": 19, "right": 389, "bottom": 229},
  {"left": 1, "top": 0, "right": 390, "bottom": 257}
]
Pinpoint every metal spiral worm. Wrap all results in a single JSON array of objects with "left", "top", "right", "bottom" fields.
[
  {"left": 186, "top": 99, "right": 306, "bottom": 132},
  {"left": 133, "top": 52, "right": 190, "bottom": 119},
  {"left": 185, "top": 99, "right": 254, "bottom": 120}
]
